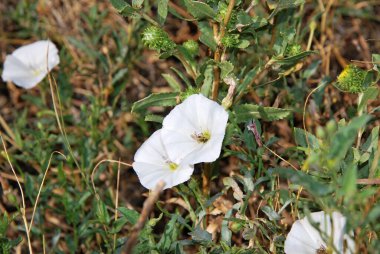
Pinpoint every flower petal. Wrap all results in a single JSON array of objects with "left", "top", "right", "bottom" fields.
[
  {"left": 1, "top": 55, "right": 44, "bottom": 89},
  {"left": 133, "top": 129, "right": 194, "bottom": 190},
  {"left": 1, "top": 40, "right": 60, "bottom": 89},
  {"left": 12, "top": 40, "right": 60, "bottom": 71},
  {"left": 285, "top": 220, "right": 322, "bottom": 254},
  {"left": 162, "top": 94, "right": 228, "bottom": 164}
]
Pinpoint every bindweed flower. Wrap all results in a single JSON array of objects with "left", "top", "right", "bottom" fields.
[
  {"left": 132, "top": 129, "right": 194, "bottom": 190},
  {"left": 284, "top": 211, "right": 355, "bottom": 254},
  {"left": 1, "top": 40, "right": 60, "bottom": 89},
  {"left": 162, "top": 94, "right": 229, "bottom": 164}
]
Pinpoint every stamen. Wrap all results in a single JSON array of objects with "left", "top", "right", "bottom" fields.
[
  {"left": 168, "top": 162, "right": 178, "bottom": 171},
  {"left": 191, "top": 130, "right": 211, "bottom": 143}
]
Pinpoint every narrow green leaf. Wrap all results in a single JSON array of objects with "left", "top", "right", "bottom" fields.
[
  {"left": 358, "top": 86, "right": 379, "bottom": 113},
  {"left": 132, "top": 92, "right": 179, "bottom": 112},
  {"left": 162, "top": 73, "right": 182, "bottom": 92},
  {"left": 117, "top": 207, "right": 140, "bottom": 224},
  {"left": 200, "top": 64, "right": 214, "bottom": 97},
  {"left": 145, "top": 114, "right": 164, "bottom": 123},
  {"left": 234, "top": 104, "right": 292, "bottom": 122},
  {"left": 267, "top": 51, "right": 317, "bottom": 67},
  {"left": 183, "top": 0, "right": 216, "bottom": 20},
  {"left": 294, "top": 127, "right": 320, "bottom": 149},
  {"left": 199, "top": 21, "right": 217, "bottom": 51},
  {"left": 341, "top": 164, "right": 357, "bottom": 201},
  {"left": 158, "top": 0, "right": 169, "bottom": 25}
]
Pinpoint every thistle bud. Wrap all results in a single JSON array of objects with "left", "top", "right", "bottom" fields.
[
  {"left": 221, "top": 34, "right": 240, "bottom": 48},
  {"left": 285, "top": 43, "right": 302, "bottom": 57},
  {"left": 336, "top": 64, "right": 367, "bottom": 93},
  {"left": 142, "top": 26, "right": 176, "bottom": 52},
  {"left": 183, "top": 40, "right": 199, "bottom": 56}
]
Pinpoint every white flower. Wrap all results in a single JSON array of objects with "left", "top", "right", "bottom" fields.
[
  {"left": 1, "top": 40, "right": 60, "bottom": 89},
  {"left": 162, "top": 94, "right": 229, "bottom": 164},
  {"left": 132, "top": 129, "right": 194, "bottom": 190},
  {"left": 284, "top": 211, "right": 355, "bottom": 254}
]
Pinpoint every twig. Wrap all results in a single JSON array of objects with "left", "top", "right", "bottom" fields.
[
  {"left": 211, "top": 0, "right": 235, "bottom": 101},
  {"left": 91, "top": 159, "right": 132, "bottom": 199},
  {"left": 125, "top": 181, "right": 165, "bottom": 253},
  {"left": 0, "top": 134, "right": 33, "bottom": 253},
  {"left": 357, "top": 179, "right": 380, "bottom": 185},
  {"left": 29, "top": 151, "right": 67, "bottom": 233},
  {"left": 113, "top": 159, "right": 122, "bottom": 251}
]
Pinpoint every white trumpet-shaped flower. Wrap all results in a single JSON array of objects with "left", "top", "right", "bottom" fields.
[
  {"left": 284, "top": 211, "right": 355, "bottom": 254},
  {"left": 132, "top": 129, "right": 194, "bottom": 190},
  {"left": 162, "top": 94, "right": 229, "bottom": 164},
  {"left": 1, "top": 40, "right": 60, "bottom": 89}
]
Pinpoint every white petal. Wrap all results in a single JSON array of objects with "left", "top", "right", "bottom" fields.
[
  {"left": 133, "top": 129, "right": 194, "bottom": 190},
  {"left": 162, "top": 94, "right": 228, "bottom": 163},
  {"left": 1, "top": 55, "right": 44, "bottom": 89},
  {"left": 284, "top": 220, "right": 321, "bottom": 254},
  {"left": 285, "top": 211, "right": 356, "bottom": 254},
  {"left": 1, "top": 40, "right": 59, "bottom": 89},
  {"left": 183, "top": 133, "right": 225, "bottom": 164},
  {"left": 12, "top": 40, "right": 60, "bottom": 71}
]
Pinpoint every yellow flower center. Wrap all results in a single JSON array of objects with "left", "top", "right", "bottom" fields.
[
  {"left": 191, "top": 130, "right": 211, "bottom": 143},
  {"left": 168, "top": 162, "right": 178, "bottom": 171}
]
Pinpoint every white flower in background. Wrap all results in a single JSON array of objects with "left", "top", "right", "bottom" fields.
[
  {"left": 1, "top": 40, "right": 60, "bottom": 89},
  {"left": 162, "top": 94, "right": 229, "bottom": 164},
  {"left": 284, "top": 211, "right": 355, "bottom": 254},
  {"left": 132, "top": 129, "right": 194, "bottom": 190}
]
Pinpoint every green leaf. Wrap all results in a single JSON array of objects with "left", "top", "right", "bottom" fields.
[
  {"left": 96, "top": 200, "right": 110, "bottom": 224},
  {"left": 199, "top": 21, "right": 217, "bottom": 51},
  {"left": 329, "top": 115, "right": 371, "bottom": 162},
  {"left": 158, "top": 0, "right": 169, "bottom": 25},
  {"left": 261, "top": 206, "right": 281, "bottom": 221},
  {"left": 189, "top": 226, "right": 212, "bottom": 243},
  {"left": 132, "top": 0, "right": 143, "bottom": 8},
  {"left": 219, "top": 61, "right": 234, "bottom": 79},
  {"left": 270, "top": 168, "right": 333, "bottom": 196},
  {"left": 171, "top": 67, "right": 192, "bottom": 88},
  {"left": 183, "top": 0, "right": 216, "bottom": 20},
  {"left": 358, "top": 86, "right": 379, "bottom": 113},
  {"left": 234, "top": 104, "right": 292, "bottom": 122},
  {"left": 340, "top": 164, "right": 357, "bottom": 201},
  {"left": 267, "top": 51, "right": 317, "bottom": 67},
  {"left": 145, "top": 114, "right": 164, "bottom": 123},
  {"left": 162, "top": 73, "right": 182, "bottom": 92},
  {"left": 267, "top": 0, "right": 305, "bottom": 19},
  {"left": 200, "top": 64, "right": 214, "bottom": 97},
  {"left": 157, "top": 215, "right": 179, "bottom": 251},
  {"left": 117, "top": 207, "right": 140, "bottom": 224},
  {"left": 109, "top": 0, "right": 128, "bottom": 12},
  {"left": 132, "top": 92, "right": 179, "bottom": 112},
  {"left": 294, "top": 127, "right": 320, "bottom": 149}
]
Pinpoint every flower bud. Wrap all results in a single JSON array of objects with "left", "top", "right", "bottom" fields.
[
  {"left": 183, "top": 40, "right": 199, "bottom": 56},
  {"left": 221, "top": 34, "right": 240, "bottom": 48},
  {"left": 285, "top": 43, "right": 302, "bottom": 57},
  {"left": 336, "top": 64, "right": 367, "bottom": 93},
  {"left": 142, "top": 26, "right": 176, "bottom": 52}
]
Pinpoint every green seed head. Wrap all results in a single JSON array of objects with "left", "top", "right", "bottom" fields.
[
  {"left": 336, "top": 64, "right": 367, "bottom": 93},
  {"left": 142, "top": 26, "right": 176, "bottom": 52},
  {"left": 285, "top": 43, "right": 302, "bottom": 57},
  {"left": 183, "top": 40, "right": 199, "bottom": 56},
  {"left": 221, "top": 34, "right": 240, "bottom": 48}
]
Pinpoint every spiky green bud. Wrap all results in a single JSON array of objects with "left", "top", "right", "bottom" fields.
[
  {"left": 180, "top": 87, "right": 200, "bottom": 102},
  {"left": 141, "top": 26, "right": 176, "bottom": 52},
  {"left": 285, "top": 43, "right": 302, "bottom": 57},
  {"left": 221, "top": 34, "right": 240, "bottom": 48},
  {"left": 336, "top": 65, "right": 367, "bottom": 93},
  {"left": 182, "top": 40, "right": 199, "bottom": 56}
]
